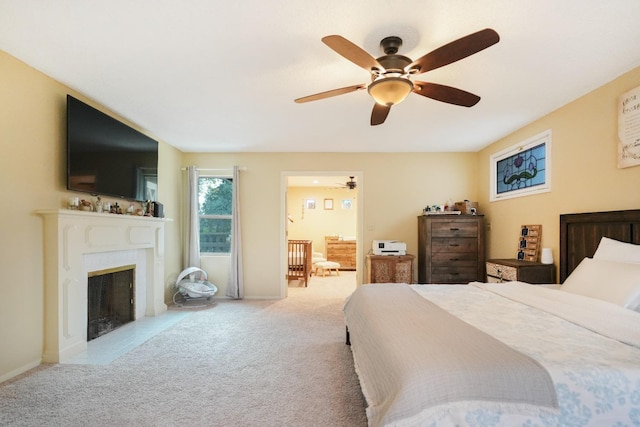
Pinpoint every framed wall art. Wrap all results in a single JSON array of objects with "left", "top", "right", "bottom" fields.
[
  {"left": 490, "top": 129, "right": 552, "bottom": 202},
  {"left": 324, "top": 198, "right": 333, "bottom": 210},
  {"left": 618, "top": 85, "right": 640, "bottom": 168},
  {"left": 305, "top": 199, "right": 316, "bottom": 209}
]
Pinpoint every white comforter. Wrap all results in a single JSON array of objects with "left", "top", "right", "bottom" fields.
[{"left": 347, "top": 282, "right": 640, "bottom": 427}]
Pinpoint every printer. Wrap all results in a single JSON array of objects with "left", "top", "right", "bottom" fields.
[{"left": 372, "top": 240, "right": 407, "bottom": 256}]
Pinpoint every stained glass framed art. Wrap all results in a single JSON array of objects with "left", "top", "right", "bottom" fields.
[{"left": 490, "top": 130, "right": 552, "bottom": 201}]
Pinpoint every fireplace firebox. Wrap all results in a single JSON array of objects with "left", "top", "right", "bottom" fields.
[{"left": 87, "top": 265, "right": 135, "bottom": 341}]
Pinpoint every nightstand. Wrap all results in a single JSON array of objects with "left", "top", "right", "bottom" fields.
[
  {"left": 486, "top": 259, "right": 556, "bottom": 284},
  {"left": 365, "top": 254, "right": 415, "bottom": 284}
]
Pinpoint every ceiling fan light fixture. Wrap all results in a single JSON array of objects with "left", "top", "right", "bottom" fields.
[{"left": 367, "top": 77, "right": 413, "bottom": 106}]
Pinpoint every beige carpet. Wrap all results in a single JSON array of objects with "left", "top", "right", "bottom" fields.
[{"left": 0, "top": 272, "right": 368, "bottom": 426}]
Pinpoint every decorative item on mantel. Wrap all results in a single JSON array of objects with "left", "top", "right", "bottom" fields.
[
  {"left": 79, "top": 199, "right": 93, "bottom": 211},
  {"left": 94, "top": 196, "right": 103, "bottom": 213},
  {"left": 67, "top": 196, "right": 79, "bottom": 210}
]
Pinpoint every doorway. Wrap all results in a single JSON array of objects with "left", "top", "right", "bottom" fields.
[{"left": 281, "top": 171, "right": 363, "bottom": 297}]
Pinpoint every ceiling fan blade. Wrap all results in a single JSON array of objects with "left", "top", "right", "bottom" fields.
[
  {"left": 407, "top": 28, "right": 499, "bottom": 75},
  {"left": 294, "top": 84, "right": 366, "bottom": 103},
  {"left": 413, "top": 81, "right": 481, "bottom": 107},
  {"left": 371, "top": 103, "right": 391, "bottom": 126},
  {"left": 322, "top": 35, "right": 383, "bottom": 72}
]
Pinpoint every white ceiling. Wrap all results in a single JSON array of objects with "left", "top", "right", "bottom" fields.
[{"left": 2, "top": 1, "right": 640, "bottom": 153}]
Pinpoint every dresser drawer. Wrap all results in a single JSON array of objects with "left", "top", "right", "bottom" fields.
[
  {"left": 431, "top": 238, "right": 478, "bottom": 253},
  {"left": 431, "top": 252, "right": 478, "bottom": 266},
  {"left": 431, "top": 265, "right": 479, "bottom": 283},
  {"left": 431, "top": 221, "right": 478, "bottom": 237},
  {"left": 486, "top": 262, "right": 517, "bottom": 281}
]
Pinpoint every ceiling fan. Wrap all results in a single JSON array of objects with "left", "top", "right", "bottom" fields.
[
  {"left": 295, "top": 28, "right": 500, "bottom": 125},
  {"left": 336, "top": 176, "right": 357, "bottom": 190}
]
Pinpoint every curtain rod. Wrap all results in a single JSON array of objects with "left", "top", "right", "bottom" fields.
[{"left": 180, "top": 166, "right": 247, "bottom": 172}]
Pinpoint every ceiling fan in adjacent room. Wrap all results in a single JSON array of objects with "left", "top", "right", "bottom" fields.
[
  {"left": 336, "top": 176, "right": 357, "bottom": 190},
  {"left": 295, "top": 28, "right": 500, "bottom": 125}
]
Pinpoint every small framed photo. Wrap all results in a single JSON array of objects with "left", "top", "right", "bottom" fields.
[
  {"left": 342, "top": 199, "right": 352, "bottom": 210},
  {"left": 324, "top": 198, "right": 333, "bottom": 210},
  {"left": 305, "top": 199, "right": 316, "bottom": 209}
]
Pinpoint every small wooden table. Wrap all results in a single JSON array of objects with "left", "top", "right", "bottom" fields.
[
  {"left": 365, "top": 254, "right": 415, "bottom": 284},
  {"left": 486, "top": 259, "right": 556, "bottom": 284}
]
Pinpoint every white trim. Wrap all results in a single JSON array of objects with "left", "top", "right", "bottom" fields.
[{"left": 280, "top": 171, "right": 363, "bottom": 298}]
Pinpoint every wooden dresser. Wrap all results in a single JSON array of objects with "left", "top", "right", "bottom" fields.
[
  {"left": 325, "top": 237, "right": 356, "bottom": 270},
  {"left": 417, "top": 214, "right": 485, "bottom": 284},
  {"left": 365, "top": 254, "right": 414, "bottom": 284}
]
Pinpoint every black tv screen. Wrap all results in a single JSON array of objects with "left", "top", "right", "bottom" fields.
[{"left": 66, "top": 95, "right": 158, "bottom": 201}]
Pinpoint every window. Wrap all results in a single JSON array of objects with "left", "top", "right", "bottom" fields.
[{"left": 199, "top": 176, "right": 232, "bottom": 253}]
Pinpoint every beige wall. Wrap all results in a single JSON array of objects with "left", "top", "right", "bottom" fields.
[
  {"left": 4, "top": 40, "right": 639, "bottom": 383},
  {"left": 0, "top": 51, "right": 183, "bottom": 381},
  {"left": 182, "top": 152, "right": 478, "bottom": 298},
  {"left": 477, "top": 66, "right": 640, "bottom": 273},
  {"left": 287, "top": 186, "right": 358, "bottom": 252}
]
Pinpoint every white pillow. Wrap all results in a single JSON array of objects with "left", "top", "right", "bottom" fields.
[
  {"left": 593, "top": 237, "right": 640, "bottom": 264},
  {"left": 561, "top": 257, "right": 640, "bottom": 312}
]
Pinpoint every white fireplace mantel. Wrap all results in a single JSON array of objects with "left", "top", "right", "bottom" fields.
[{"left": 37, "top": 209, "right": 169, "bottom": 363}]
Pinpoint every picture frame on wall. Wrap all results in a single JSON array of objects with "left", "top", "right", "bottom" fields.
[
  {"left": 618, "top": 85, "right": 640, "bottom": 168},
  {"left": 324, "top": 198, "right": 333, "bottom": 210},
  {"left": 342, "top": 199, "right": 352, "bottom": 209},
  {"left": 305, "top": 199, "right": 316, "bottom": 209},
  {"left": 490, "top": 129, "right": 552, "bottom": 202}
]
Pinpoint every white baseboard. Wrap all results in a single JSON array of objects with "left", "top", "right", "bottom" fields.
[{"left": 0, "top": 359, "right": 41, "bottom": 384}]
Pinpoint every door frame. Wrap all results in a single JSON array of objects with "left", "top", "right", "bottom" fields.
[{"left": 280, "top": 170, "right": 363, "bottom": 297}]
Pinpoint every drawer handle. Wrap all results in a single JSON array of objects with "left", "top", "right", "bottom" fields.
[
  {"left": 450, "top": 272, "right": 460, "bottom": 276},
  {"left": 449, "top": 243, "right": 460, "bottom": 247},
  {"left": 450, "top": 228, "right": 459, "bottom": 231},
  {"left": 450, "top": 258, "right": 459, "bottom": 261}
]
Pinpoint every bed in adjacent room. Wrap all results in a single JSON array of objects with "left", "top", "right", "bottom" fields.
[{"left": 344, "top": 209, "right": 640, "bottom": 427}]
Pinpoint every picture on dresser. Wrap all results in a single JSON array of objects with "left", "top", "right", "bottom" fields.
[{"left": 517, "top": 224, "right": 541, "bottom": 261}]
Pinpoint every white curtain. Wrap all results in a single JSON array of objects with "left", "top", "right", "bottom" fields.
[
  {"left": 184, "top": 165, "right": 201, "bottom": 269},
  {"left": 227, "top": 165, "right": 244, "bottom": 299}
]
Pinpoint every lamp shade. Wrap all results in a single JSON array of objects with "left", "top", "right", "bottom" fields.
[{"left": 368, "top": 77, "right": 413, "bottom": 106}]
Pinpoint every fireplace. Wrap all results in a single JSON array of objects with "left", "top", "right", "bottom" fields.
[
  {"left": 87, "top": 265, "right": 135, "bottom": 341},
  {"left": 38, "top": 209, "right": 168, "bottom": 363}
]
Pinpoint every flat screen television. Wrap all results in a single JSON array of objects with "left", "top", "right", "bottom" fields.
[{"left": 66, "top": 94, "right": 158, "bottom": 201}]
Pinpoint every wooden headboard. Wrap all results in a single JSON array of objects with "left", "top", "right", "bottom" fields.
[{"left": 559, "top": 209, "right": 640, "bottom": 282}]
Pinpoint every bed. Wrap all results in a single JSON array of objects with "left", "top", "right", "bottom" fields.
[
  {"left": 344, "top": 209, "right": 640, "bottom": 427},
  {"left": 288, "top": 239, "right": 313, "bottom": 287}
]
